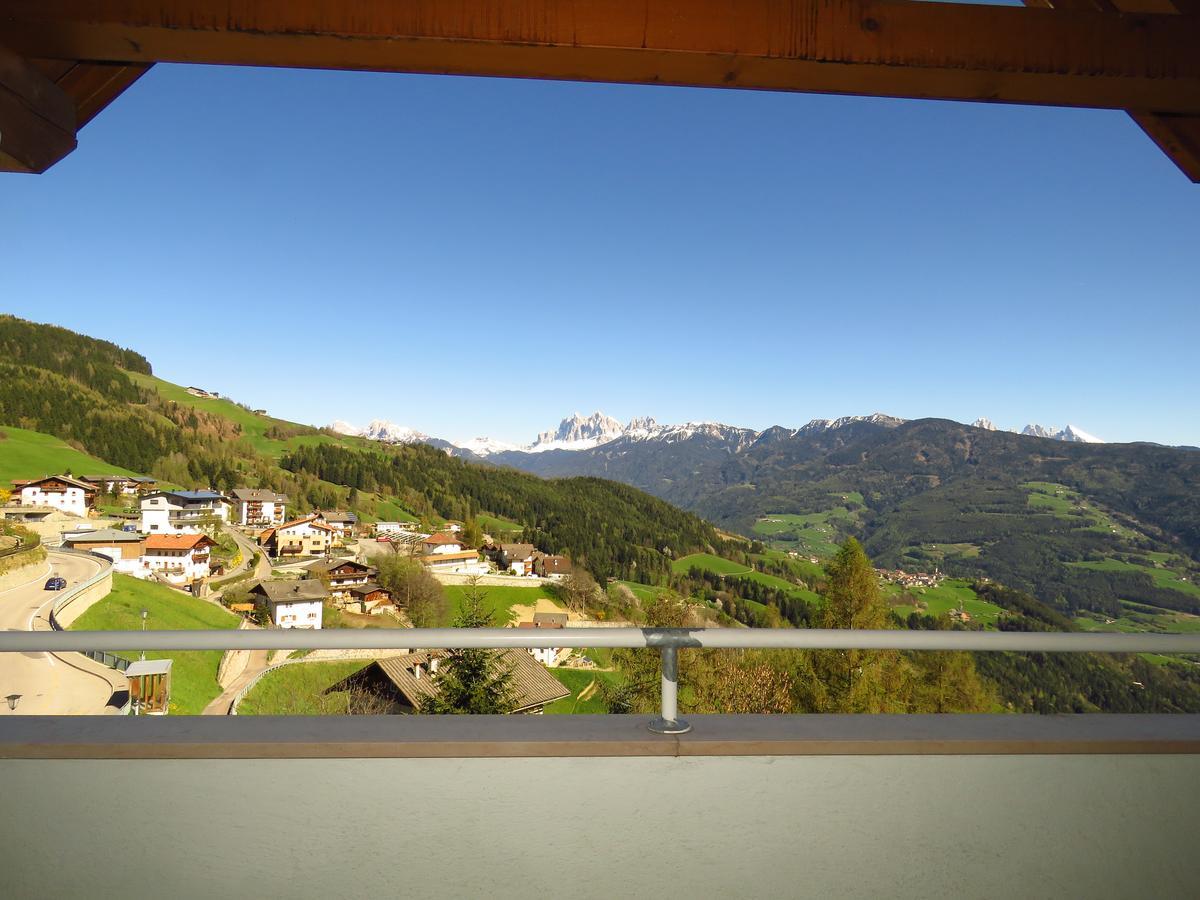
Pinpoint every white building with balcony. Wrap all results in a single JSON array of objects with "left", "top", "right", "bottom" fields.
[
  {"left": 140, "top": 490, "right": 231, "bottom": 534},
  {"left": 10, "top": 475, "right": 96, "bottom": 517}
]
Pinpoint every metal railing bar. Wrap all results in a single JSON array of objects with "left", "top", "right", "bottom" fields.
[{"left": 3, "top": 627, "right": 1200, "bottom": 654}]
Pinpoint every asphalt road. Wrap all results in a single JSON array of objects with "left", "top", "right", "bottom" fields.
[{"left": 0, "top": 550, "right": 119, "bottom": 715}]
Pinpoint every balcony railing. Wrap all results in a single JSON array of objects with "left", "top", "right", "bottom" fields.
[{"left": 4, "top": 627, "right": 1200, "bottom": 732}]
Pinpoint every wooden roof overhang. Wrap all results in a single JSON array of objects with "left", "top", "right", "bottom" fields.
[{"left": 2, "top": 0, "right": 1198, "bottom": 180}]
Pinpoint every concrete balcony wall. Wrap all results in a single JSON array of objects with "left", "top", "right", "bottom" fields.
[{"left": 0, "top": 715, "right": 1197, "bottom": 899}]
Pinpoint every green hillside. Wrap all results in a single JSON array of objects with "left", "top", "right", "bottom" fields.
[{"left": 0, "top": 426, "right": 141, "bottom": 484}]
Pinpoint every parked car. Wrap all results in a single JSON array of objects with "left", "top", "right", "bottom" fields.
[{"left": 44, "top": 576, "right": 67, "bottom": 591}]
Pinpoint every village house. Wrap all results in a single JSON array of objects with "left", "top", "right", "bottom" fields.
[
  {"left": 140, "top": 490, "right": 231, "bottom": 534},
  {"left": 230, "top": 488, "right": 289, "bottom": 526},
  {"left": 373, "top": 521, "right": 418, "bottom": 537},
  {"left": 419, "top": 549, "right": 489, "bottom": 575},
  {"left": 78, "top": 475, "right": 159, "bottom": 496},
  {"left": 499, "top": 543, "right": 538, "bottom": 576},
  {"left": 534, "top": 554, "right": 572, "bottom": 579},
  {"left": 304, "top": 559, "right": 376, "bottom": 606},
  {"left": 421, "top": 532, "right": 463, "bottom": 554},
  {"left": 142, "top": 533, "right": 216, "bottom": 585},
  {"left": 516, "top": 615, "right": 570, "bottom": 667},
  {"left": 327, "top": 649, "right": 569, "bottom": 714},
  {"left": 258, "top": 515, "right": 335, "bottom": 558},
  {"left": 315, "top": 510, "right": 357, "bottom": 542},
  {"left": 10, "top": 475, "right": 97, "bottom": 517},
  {"left": 60, "top": 528, "right": 146, "bottom": 575},
  {"left": 248, "top": 579, "right": 327, "bottom": 629},
  {"left": 345, "top": 582, "right": 395, "bottom": 615}
]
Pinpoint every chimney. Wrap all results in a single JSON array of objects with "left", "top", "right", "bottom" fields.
[
  {"left": 413, "top": 664, "right": 422, "bottom": 680},
  {"left": 430, "top": 657, "right": 439, "bottom": 674}
]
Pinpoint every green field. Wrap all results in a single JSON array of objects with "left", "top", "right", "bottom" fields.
[
  {"left": 1022, "top": 482, "right": 1137, "bottom": 540},
  {"left": 441, "top": 583, "right": 562, "bottom": 626},
  {"left": 886, "top": 578, "right": 1003, "bottom": 625},
  {"left": 237, "top": 660, "right": 370, "bottom": 715},
  {"left": 1075, "top": 599, "right": 1200, "bottom": 635},
  {"left": 1067, "top": 558, "right": 1200, "bottom": 600},
  {"left": 478, "top": 513, "right": 523, "bottom": 535},
  {"left": 611, "top": 580, "right": 661, "bottom": 604},
  {"left": 672, "top": 553, "right": 821, "bottom": 604},
  {"left": 70, "top": 574, "right": 239, "bottom": 714},
  {"left": 546, "top": 667, "right": 625, "bottom": 714},
  {"left": 752, "top": 505, "right": 859, "bottom": 558},
  {"left": 0, "top": 426, "right": 141, "bottom": 483}
]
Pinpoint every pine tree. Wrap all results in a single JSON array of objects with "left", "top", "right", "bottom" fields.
[{"left": 418, "top": 581, "right": 516, "bottom": 715}]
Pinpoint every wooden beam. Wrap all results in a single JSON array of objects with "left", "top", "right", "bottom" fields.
[
  {"left": 4, "top": 0, "right": 1200, "bottom": 113},
  {"left": 0, "top": 43, "right": 76, "bottom": 173},
  {"left": 1026, "top": 0, "right": 1200, "bottom": 180},
  {"left": 40, "top": 61, "right": 153, "bottom": 128}
]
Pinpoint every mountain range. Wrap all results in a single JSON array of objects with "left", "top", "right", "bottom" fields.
[{"left": 330, "top": 410, "right": 1106, "bottom": 457}]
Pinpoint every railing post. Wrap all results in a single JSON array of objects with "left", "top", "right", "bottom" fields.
[{"left": 648, "top": 644, "right": 691, "bottom": 734}]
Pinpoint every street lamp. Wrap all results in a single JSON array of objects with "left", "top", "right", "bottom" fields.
[
  {"left": 140, "top": 608, "right": 148, "bottom": 661},
  {"left": 5, "top": 694, "right": 21, "bottom": 711}
]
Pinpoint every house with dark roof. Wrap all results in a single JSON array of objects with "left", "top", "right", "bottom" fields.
[
  {"left": 328, "top": 649, "right": 570, "bottom": 714},
  {"left": 499, "top": 543, "right": 537, "bottom": 576},
  {"left": 315, "top": 510, "right": 357, "bottom": 541},
  {"left": 248, "top": 579, "right": 328, "bottom": 629},
  {"left": 11, "top": 475, "right": 97, "bottom": 517},
  {"left": 534, "top": 554, "right": 572, "bottom": 578},
  {"left": 230, "top": 488, "right": 289, "bottom": 526},
  {"left": 305, "top": 558, "right": 377, "bottom": 604}
]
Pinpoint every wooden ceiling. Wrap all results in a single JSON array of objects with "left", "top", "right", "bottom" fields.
[{"left": 2, "top": 0, "right": 1198, "bottom": 179}]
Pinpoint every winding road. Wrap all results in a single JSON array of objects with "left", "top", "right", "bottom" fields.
[{"left": 0, "top": 550, "right": 123, "bottom": 715}]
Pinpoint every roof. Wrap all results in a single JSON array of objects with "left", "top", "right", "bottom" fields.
[
  {"left": 305, "top": 558, "right": 373, "bottom": 576},
  {"left": 501, "top": 543, "right": 536, "bottom": 559},
  {"left": 364, "top": 650, "right": 569, "bottom": 712},
  {"left": 419, "top": 551, "right": 481, "bottom": 564},
  {"left": 347, "top": 581, "right": 389, "bottom": 597},
  {"left": 125, "top": 659, "right": 172, "bottom": 677},
  {"left": 277, "top": 515, "right": 334, "bottom": 532},
  {"left": 13, "top": 474, "right": 96, "bottom": 491},
  {"left": 78, "top": 474, "right": 138, "bottom": 483},
  {"left": 250, "top": 579, "right": 329, "bottom": 604},
  {"left": 62, "top": 528, "right": 142, "bottom": 544},
  {"left": 517, "top": 620, "right": 564, "bottom": 629},
  {"left": 230, "top": 488, "right": 288, "bottom": 502},
  {"left": 317, "top": 510, "right": 356, "bottom": 523},
  {"left": 144, "top": 533, "right": 215, "bottom": 551},
  {"left": 423, "top": 532, "right": 461, "bottom": 546},
  {"left": 533, "top": 611, "right": 569, "bottom": 626},
  {"left": 148, "top": 489, "right": 227, "bottom": 502}
]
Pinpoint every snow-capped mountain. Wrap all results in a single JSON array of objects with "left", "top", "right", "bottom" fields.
[
  {"left": 528, "top": 412, "right": 628, "bottom": 453},
  {"left": 798, "top": 413, "right": 906, "bottom": 433},
  {"left": 457, "top": 436, "right": 523, "bottom": 456},
  {"left": 329, "top": 419, "right": 430, "bottom": 444},
  {"left": 965, "top": 418, "right": 1104, "bottom": 443}
]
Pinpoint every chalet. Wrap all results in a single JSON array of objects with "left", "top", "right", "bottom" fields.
[
  {"left": 421, "top": 532, "right": 463, "bottom": 555},
  {"left": 419, "top": 550, "right": 488, "bottom": 575},
  {"left": 305, "top": 558, "right": 376, "bottom": 605},
  {"left": 10, "top": 475, "right": 96, "bottom": 517},
  {"left": 248, "top": 579, "right": 327, "bottom": 629},
  {"left": 140, "top": 490, "right": 231, "bottom": 534},
  {"left": 259, "top": 515, "right": 335, "bottom": 558},
  {"left": 500, "top": 543, "right": 537, "bottom": 576},
  {"left": 78, "top": 475, "right": 158, "bottom": 496},
  {"left": 142, "top": 533, "right": 216, "bottom": 585},
  {"left": 534, "top": 554, "right": 572, "bottom": 579},
  {"left": 230, "top": 488, "right": 289, "bottom": 526},
  {"left": 328, "top": 649, "right": 569, "bottom": 714},
  {"left": 315, "top": 510, "right": 357, "bottom": 541},
  {"left": 345, "top": 582, "right": 394, "bottom": 615},
  {"left": 516, "top": 617, "right": 569, "bottom": 667}
]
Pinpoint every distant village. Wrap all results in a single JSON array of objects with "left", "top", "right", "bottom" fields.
[{"left": 2, "top": 473, "right": 575, "bottom": 640}]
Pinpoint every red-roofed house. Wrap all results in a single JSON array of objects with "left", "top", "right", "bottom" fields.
[{"left": 142, "top": 533, "right": 216, "bottom": 585}]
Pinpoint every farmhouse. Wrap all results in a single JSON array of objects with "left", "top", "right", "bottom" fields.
[
  {"left": 421, "top": 532, "right": 463, "bottom": 555},
  {"left": 78, "top": 475, "right": 158, "bottom": 496},
  {"left": 328, "top": 649, "right": 569, "bottom": 714},
  {"left": 140, "top": 490, "right": 231, "bottom": 534},
  {"left": 10, "top": 475, "right": 97, "bottom": 517},
  {"left": 230, "top": 488, "right": 289, "bottom": 526},
  {"left": 499, "top": 543, "right": 537, "bottom": 576},
  {"left": 305, "top": 559, "right": 376, "bottom": 605},
  {"left": 516, "top": 618, "right": 569, "bottom": 667},
  {"left": 345, "top": 582, "right": 394, "bottom": 615},
  {"left": 142, "top": 533, "right": 216, "bottom": 585},
  {"left": 259, "top": 515, "right": 335, "bottom": 558},
  {"left": 248, "top": 579, "right": 327, "bottom": 629},
  {"left": 534, "top": 554, "right": 572, "bottom": 578}
]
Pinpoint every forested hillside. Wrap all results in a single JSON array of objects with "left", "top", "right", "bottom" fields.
[{"left": 282, "top": 443, "right": 722, "bottom": 583}]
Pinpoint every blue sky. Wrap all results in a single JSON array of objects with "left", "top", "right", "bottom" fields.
[{"left": 2, "top": 64, "right": 1197, "bottom": 446}]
